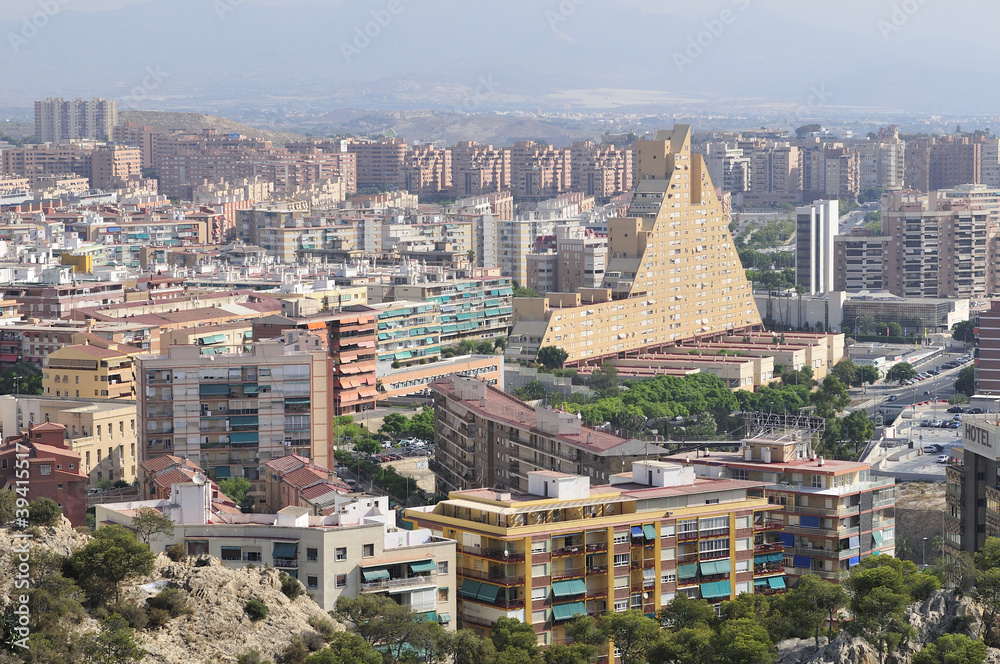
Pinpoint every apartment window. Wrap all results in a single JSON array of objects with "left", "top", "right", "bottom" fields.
[
  {"left": 631, "top": 593, "right": 642, "bottom": 609},
  {"left": 733, "top": 469, "right": 749, "bottom": 481},
  {"left": 307, "top": 576, "right": 319, "bottom": 589},
  {"left": 613, "top": 553, "right": 629, "bottom": 567},
  {"left": 811, "top": 474, "right": 824, "bottom": 488},
  {"left": 661, "top": 572, "right": 676, "bottom": 583},
  {"left": 532, "top": 586, "right": 548, "bottom": 600},
  {"left": 221, "top": 547, "right": 242, "bottom": 561},
  {"left": 613, "top": 599, "right": 628, "bottom": 613},
  {"left": 306, "top": 548, "right": 318, "bottom": 562},
  {"left": 335, "top": 574, "right": 347, "bottom": 588},
  {"left": 699, "top": 538, "right": 729, "bottom": 554},
  {"left": 438, "top": 588, "right": 449, "bottom": 603},
  {"left": 335, "top": 547, "right": 347, "bottom": 561},
  {"left": 661, "top": 524, "right": 675, "bottom": 537},
  {"left": 362, "top": 544, "right": 374, "bottom": 558},
  {"left": 437, "top": 561, "right": 448, "bottom": 574},
  {"left": 613, "top": 531, "right": 629, "bottom": 544},
  {"left": 245, "top": 551, "right": 262, "bottom": 562},
  {"left": 40, "top": 466, "right": 51, "bottom": 476}
]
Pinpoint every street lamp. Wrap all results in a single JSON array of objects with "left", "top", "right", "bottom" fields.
[{"left": 922, "top": 537, "right": 928, "bottom": 568}]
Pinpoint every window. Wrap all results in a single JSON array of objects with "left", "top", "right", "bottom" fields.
[
  {"left": 699, "top": 538, "right": 729, "bottom": 554},
  {"left": 438, "top": 588, "right": 449, "bottom": 602},
  {"left": 700, "top": 516, "right": 728, "bottom": 532},
  {"left": 335, "top": 574, "right": 347, "bottom": 588},
  {"left": 631, "top": 593, "right": 642, "bottom": 608},
  {"left": 613, "top": 553, "right": 629, "bottom": 567},
  {"left": 245, "top": 551, "right": 262, "bottom": 562},
  {"left": 532, "top": 586, "right": 548, "bottom": 600},
  {"left": 733, "top": 469, "right": 749, "bottom": 481},
  {"left": 221, "top": 548, "right": 242, "bottom": 561},
  {"left": 613, "top": 599, "right": 628, "bottom": 613},
  {"left": 437, "top": 561, "right": 448, "bottom": 574},
  {"left": 306, "top": 548, "right": 318, "bottom": 562},
  {"left": 40, "top": 466, "right": 51, "bottom": 476},
  {"left": 811, "top": 474, "right": 824, "bottom": 488},
  {"left": 661, "top": 572, "right": 676, "bottom": 583},
  {"left": 307, "top": 576, "right": 319, "bottom": 588},
  {"left": 335, "top": 547, "right": 347, "bottom": 561},
  {"left": 661, "top": 524, "right": 675, "bottom": 537},
  {"left": 362, "top": 543, "right": 374, "bottom": 558},
  {"left": 613, "top": 531, "right": 629, "bottom": 544}
]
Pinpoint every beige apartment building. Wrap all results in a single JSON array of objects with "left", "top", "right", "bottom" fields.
[
  {"left": 348, "top": 137, "right": 408, "bottom": 190},
  {"left": 138, "top": 343, "right": 333, "bottom": 508},
  {"left": 451, "top": 141, "right": 510, "bottom": 197},
  {"left": 509, "top": 141, "right": 572, "bottom": 200},
  {"left": 35, "top": 97, "right": 118, "bottom": 143},
  {"left": 571, "top": 141, "right": 634, "bottom": 200},
  {"left": 505, "top": 126, "right": 762, "bottom": 366},
  {"left": 0, "top": 395, "right": 139, "bottom": 486},
  {"left": 97, "top": 480, "right": 457, "bottom": 618},
  {"left": 399, "top": 145, "right": 453, "bottom": 197}
]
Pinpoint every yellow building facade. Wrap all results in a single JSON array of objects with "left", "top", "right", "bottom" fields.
[
  {"left": 505, "top": 126, "right": 762, "bottom": 366},
  {"left": 42, "top": 343, "right": 139, "bottom": 400}
]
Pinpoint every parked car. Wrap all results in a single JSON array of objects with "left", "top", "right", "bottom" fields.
[
  {"left": 923, "top": 445, "right": 937, "bottom": 453},
  {"left": 931, "top": 444, "right": 944, "bottom": 452},
  {"left": 969, "top": 407, "right": 986, "bottom": 414},
  {"left": 949, "top": 421, "right": 961, "bottom": 428},
  {"left": 936, "top": 454, "right": 950, "bottom": 464},
  {"left": 947, "top": 406, "right": 965, "bottom": 413}
]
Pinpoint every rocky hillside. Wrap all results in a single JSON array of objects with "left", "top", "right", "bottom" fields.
[
  {"left": 0, "top": 521, "right": 338, "bottom": 664},
  {"left": 120, "top": 111, "right": 304, "bottom": 145},
  {"left": 776, "top": 589, "right": 996, "bottom": 664}
]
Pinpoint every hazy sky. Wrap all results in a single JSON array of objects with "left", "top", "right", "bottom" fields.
[{"left": 3, "top": 0, "right": 999, "bottom": 117}]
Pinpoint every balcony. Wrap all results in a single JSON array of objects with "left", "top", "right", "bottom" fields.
[
  {"left": 754, "top": 542, "right": 784, "bottom": 554},
  {"left": 460, "top": 568, "right": 524, "bottom": 586},
  {"left": 551, "top": 567, "right": 586, "bottom": 581},
  {"left": 460, "top": 546, "right": 525, "bottom": 562},
  {"left": 360, "top": 575, "right": 437, "bottom": 593},
  {"left": 753, "top": 520, "right": 783, "bottom": 532},
  {"left": 553, "top": 546, "right": 586, "bottom": 558},
  {"left": 273, "top": 558, "right": 298, "bottom": 568},
  {"left": 585, "top": 543, "right": 608, "bottom": 553},
  {"left": 754, "top": 564, "right": 785, "bottom": 576},
  {"left": 677, "top": 530, "right": 699, "bottom": 542},
  {"left": 585, "top": 566, "right": 608, "bottom": 576},
  {"left": 586, "top": 588, "right": 608, "bottom": 600}
]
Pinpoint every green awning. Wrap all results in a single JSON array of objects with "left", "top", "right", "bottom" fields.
[
  {"left": 243, "top": 383, "right": 259, "bottom": 394},
  {"left": 477, "top": 583, "right": 500, "bottom": 603},
  {"left": 230, "top": 432, "right": 259, "bottom": 444},
  {"left": 214, "top": 466, "right": 230, "bottom": 479},
  {"left": 230, "top": 416, "right": 258, "bottom": 426},
  {"left": 409, "top": 560, "right": 437, "bottom": 574},
  {"left": 272, "top": 542, "right": 298, "bottom": 558},
  {"left": 220, "top": 546, "right": 241, "bottom": 553},
  {"left": 362, "top": 568, "right": 390, "bottom": 582},
  {"left": 459, "top": 579, "right": 482, "bottom": 598},
  {"left": 552, "top": 602, "right": 587, "bottom": 621},
  {"left": 552, "top": 579, "right": 587, "bottom": 597},
  {"left": 678, "top": 563, "right": 698, "bottom": 578},
  {"left": 396, "top": 351, "right": 412, "bottom": 360},
  {"left": 701, "top": 559, "right": 731, "bottom": 575},
  {"left": 417, "top": 611, "right": 437, "bottom": 622},
  {"left": 200, "top": 384, "right": 229, "bottom": 396},
  {"left": 437, "top": 613, "right": 451, "bottom": 623},
  {"left": 243, "top": 331, "right": 253, "bottom": 338},
  {"left": 643, "top": 524, "right": 657, "bottom": 541},
  {"left": 754, "top": 578, "right": 768, "bottom": 587},
  {"left": 486, "top": 308, "right": 501, "bottom": 316},
  {"left": 378, "top": 333, "right": 389, "bottom": 341},
  {"left": 285, "top": 398, "right": 310, "bottom": 405},
  {"left": 872, "top": 531, "right": 884, "bottom": 544},
  {"left": 700, "top": 581, "right": 731, "bottom": 600},
  {"left": 199, "top": 334, "right": 226, "bottom": 345},
  {"left": 456, "top": 312, "right": 473, "bottom": 321},
  {"left": 768, "top": 577, "right": 786, "bottom": 590},
  {"left": 283, "top": 569, "right": 298, "bottom": 578}
]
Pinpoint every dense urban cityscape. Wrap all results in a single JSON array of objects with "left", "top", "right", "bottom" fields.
[{"left": 4, "top": 2, "right": 1000, "bottom": 664}]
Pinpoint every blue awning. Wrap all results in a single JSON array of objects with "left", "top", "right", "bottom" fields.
[
  {"left": 700, "top": 581, "right": 731, "bottom": 599},
  {"left": 849, "top": 556, "right": 861, "bottom": 567},
  {"left": 800, "top": 516, "right": 821, "bottom": 529},
  {"left": 779, "top": 533, "right": 795, "bottom": 547},
  {"left": 630, "top": 525, "right": 643, "bottom": 538},
  {"left": 792, "top": 555, "right": 812, "bottom": 569}
]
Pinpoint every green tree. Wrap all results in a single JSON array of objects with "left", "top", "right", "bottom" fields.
[
  {"left": 858, "top": 315, "right": 876, "bottom": 335},
  {"left": 847, "top": 562, "right": 918, "bottom": 663},
  {"left": 379, "top": 413, "right": 410, "bottom": 437},
  {"left": 130, "top": 506, "right": 175, "bottom": 545},
  {"left": 537, "top": 346, "right": 569, "bottom": 371},
  {"left": 648, "top": 625, "right": 715, "bottom": 664},
  {"left": 912, "top": 633, "right": 987, "bottom": 664},
  {"left": 491, "top": 616, "right": 541, "bottom": 662},
  {"left": 842, "top": 410, "right": 875, "bottom": 453},
  {"left": 494, "top": 336, "right": 508, "bottom": 351},
  {"left": 476, "top": 340, "right": 496, "bottom": 355},
  {"left": 0, "top": 488, "right": 15, "bottom": 525},
  {"left": 0, "top": 361, "right": 43, "bottom": 395},
  {"left": 69, "top": 524, "right": 156, "bottom": 604},
  {"left": 597, "top": 610, "right": 659, "bottom": 664},
  {"left": 830, "top": 360, "right": 859, "bottom": 387},
  {"left": 513, "top": 286, "right": 540, "bottom": 298},
  {"left": 244, "top": 599, "right": 268, "bottom": 621},
  {"left": 406, "top": 407, "right": 435, "bottom": 441},
  {"left": 952, "top": 319, "right": 976, "bottom": 344},
  {"left": 887, "top": 322, "right": 904, "bottom": 338},
  {"left": 28, "top": 497, "right": 63, "bottom": 526},
  {"left": 448, "top": 629, "right": 497, "bottom": 664},
  {"left": 80, "top": 613, "right": 146, "bottom": 664},
  {"left": 587, "top": 362, "right": 620, "bottom": 398},
  {"left": 859, "top": 365, "right": 880, "bottom": 385},
  {"left": 783, "top": 574, "right": 847, "bottom": 645},
  {"left": 711, "top": 617, "right": 775, "bottom": 664},
  {"left": 217, "top": 476, "right": 254, "bottom": 511},
  {"left": 334, "top": 594, "right": 444, "bottom": 664},
  {"left": 955, "top": 365, "right": 976, "bottom": 397},
  {"left": 886, "top": 362, "right": 917, "bottom": 385},
  {"left": 304, "top": 632, "right": 382, "bottom": 664}
]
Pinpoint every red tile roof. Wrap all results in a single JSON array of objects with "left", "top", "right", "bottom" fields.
[
  {"left": 282, "top": 467, "right": 328, "bottom": 489},
  {"left": 265, "top": 454, "right": 310, "bottom": 474}
]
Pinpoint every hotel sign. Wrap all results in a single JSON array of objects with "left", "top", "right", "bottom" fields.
[{"left": 964, "top": 422, "right": 997, "bottom": 459}]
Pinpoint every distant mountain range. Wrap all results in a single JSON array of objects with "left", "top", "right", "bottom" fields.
[{"left": 3, "top": 0, "right": 1000, "bottom": 119}]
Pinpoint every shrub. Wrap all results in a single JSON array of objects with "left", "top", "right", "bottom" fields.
[
  {"left": 280, "top": 572, "right": 305, "bottom": 600},
  {"left": 308, "top": 615, "right": 339, "bottom": 643},
  {"left": 28, "top": 497, "right": 63, "bottom": 527},
  {"left": 165, "top": 542, "right": 186, "bottom": 562},
  {"left": 245, "top": 599, "right": 268, "bottom": 621},
  {"left": 147, "top": 607, "right": 172, "bottom": 629},
  {"left": 238, "top": 650, "right": 272, "bottom": 664},
  {"left": 277, "top": 637, "right": 310, "bottom": 664},
  {"left": 391, "top": 360, "right": 401, "bottom": 369},
  {"left": 147, "top": 588, "right": 193, "bottom": 618},
  {"left": 110, "top": 600, "right": 148, "bottom": 630}
]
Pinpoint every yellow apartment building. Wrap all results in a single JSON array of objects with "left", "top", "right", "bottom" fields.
[
  {"left": 505, "top": 126, "right": 762, "bottom": 367},
  {"left": 406, "top": 462, "right": 783, "bottom": 650},
  {"left": 43, "top": 343, "right": 139, "bottom": 400}
]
